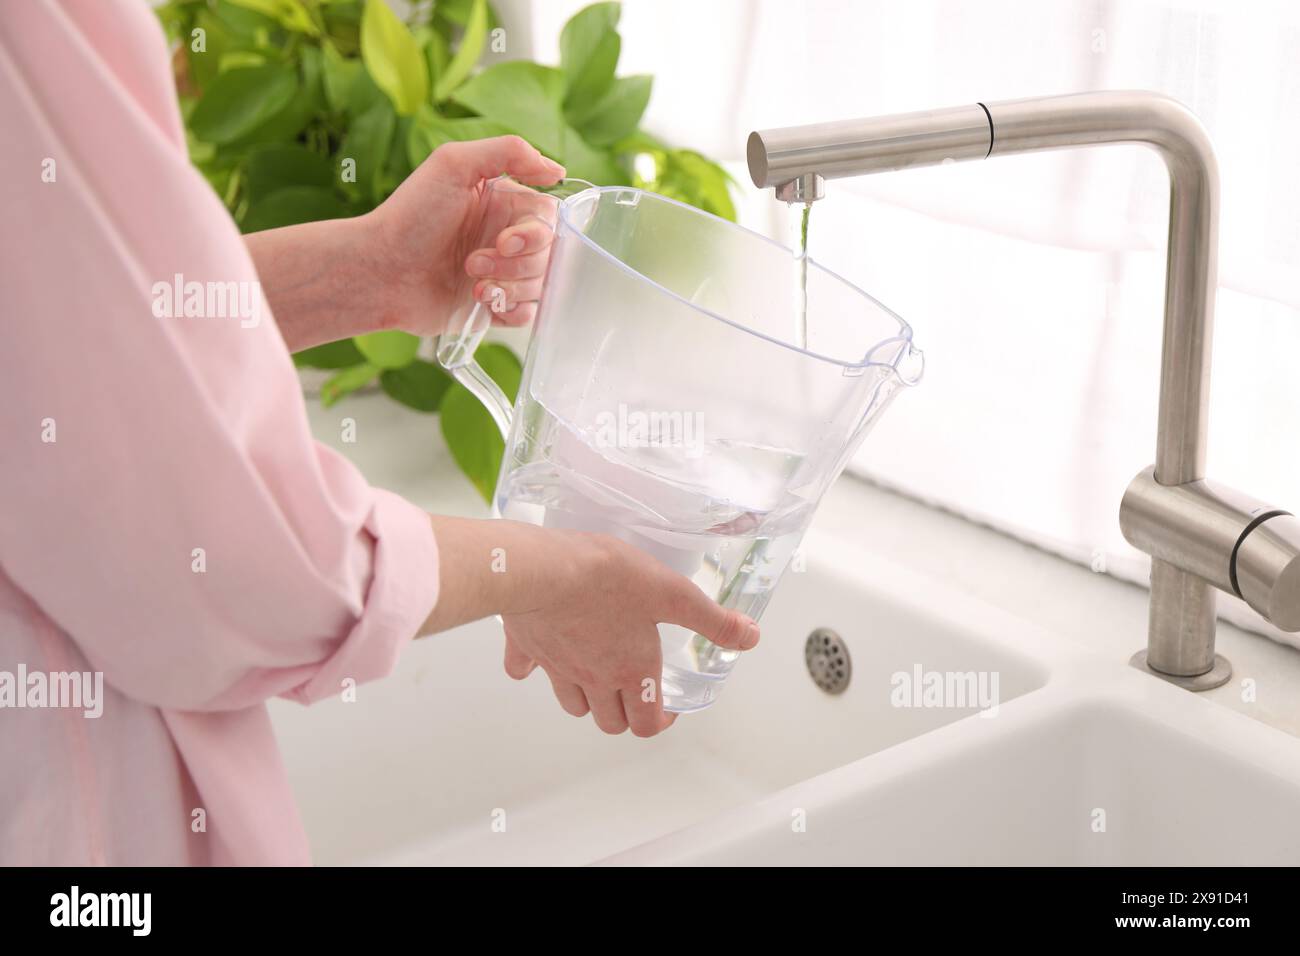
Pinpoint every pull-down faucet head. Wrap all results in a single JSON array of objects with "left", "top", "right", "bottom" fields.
[
  {"left": 748, "top": 100, "right": 993, "bottom": 194},
  {"left": 747, "top": 91, "right": 1300, "bottom": 689}
]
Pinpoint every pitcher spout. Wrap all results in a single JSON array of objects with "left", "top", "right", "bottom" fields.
[{"left": 861, "top": 335, "right": 924, "bottom": 387}]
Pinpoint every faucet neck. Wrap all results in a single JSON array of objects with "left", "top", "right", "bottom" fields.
[{"left": 986, "top": 93, "right": 1219, "bottom": 486}]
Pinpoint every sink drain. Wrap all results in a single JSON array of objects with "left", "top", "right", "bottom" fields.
[{"left": 805, "top": 628, "right": 851, "bottom": 694}]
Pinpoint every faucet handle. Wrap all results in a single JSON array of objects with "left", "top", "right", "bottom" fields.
[
  {"left": 1120, "top": 466, "right": 1300, "bottom": 633},
  {"left": 1235, "top": 514, "right": 1300, "bottom": 632}
]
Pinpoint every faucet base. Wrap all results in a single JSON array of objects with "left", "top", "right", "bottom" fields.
[{"left": 1129, "top": 649, "right": 1231, "bottom": 692}]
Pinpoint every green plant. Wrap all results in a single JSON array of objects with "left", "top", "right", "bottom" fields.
[{"left": 156, "top": 0, "right": 736, "bottom": 500}]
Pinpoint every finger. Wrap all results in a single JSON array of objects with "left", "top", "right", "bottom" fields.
[
  {"left": 474, "top": 277, "right": 545, "bottom": 310},
  {"left": 502, "top": 635, "right": 537, "bottom": 680},
  {"left": 495, "top": 217, "right": 554, "bottom": 257},
  {"left": 658, "top": 579, "right": 761, "bottom": 652},
  {"left": 470, "top": 283, "right": 538, "bottom": 327},
  {"left": 490, "top": 302, "right": 536, "bottom": 328},
  {"left": 585, "top": 687, "right": 629, "bottom": 735},
  {"left": 438, "top": 135, "right": 565, "bottom": 187},
  {"left": 545, "top": 670, "right": 590, "bottom": 717},
  {"left": 621, "top": 686, "right": 675, "bottom": 738},
  {"left": 465, "top": 248, "right": 550, "bottom": 281}
]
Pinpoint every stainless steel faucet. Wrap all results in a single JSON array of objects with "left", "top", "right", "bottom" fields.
[{"left": 748, "top": 91, "right": 1300, "bottom": 690}]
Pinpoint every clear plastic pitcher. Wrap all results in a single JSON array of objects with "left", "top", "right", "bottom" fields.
[{"left": 437, "top": 177, "right": 923, "bottom": 712}]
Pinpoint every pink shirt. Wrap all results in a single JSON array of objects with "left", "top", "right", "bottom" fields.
[{"left": 0, "top": 0, "right": 440, "bottom": 865}]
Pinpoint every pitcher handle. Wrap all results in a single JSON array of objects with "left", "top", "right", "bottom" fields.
[{"left": 434, "top": 176, "right": 595, "bottom": 440}]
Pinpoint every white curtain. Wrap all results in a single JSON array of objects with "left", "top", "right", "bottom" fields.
[{"left": 508, "top": 0, "right": 1300, "bottom": 648}]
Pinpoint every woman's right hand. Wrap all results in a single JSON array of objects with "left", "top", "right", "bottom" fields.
[{"left": 423, "top": 516, "right": 760, "bottom": 737}]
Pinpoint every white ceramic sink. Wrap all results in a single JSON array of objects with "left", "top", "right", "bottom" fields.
[
  {"left": 603, "top": 681, "right": 1300, "bottom": 866},
  {"left": 275, "top": 394, "right": 1300, "bottom": 866},
  {"left": 269, "top": 522, "right": 1300, "bottom": 866}
]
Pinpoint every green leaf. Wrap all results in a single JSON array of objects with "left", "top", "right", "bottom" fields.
[
  {"left": 434, "top": 0, "right": 488, "bottom": 101},
  {"left": 213, "top": 56, "right": 318, "bottom": 149},
  {"left": 433, "top": 0, "right": 481, "bottom": 27},
  {"left": 186, "top": 10, "right": 232, "bottom": 92},
  {"left": 338, "top": 98, "right": 396, "bottom": 202},
  {"left": 451, "top": 61, "right": 566, "bottom": 158},
  {"left": 217, "top": 50, "right": 267, "bottom": 71},
  {"left": 321, "top": 0, "right": 364, "bottom": 55},
  {"left": 360, "top": 0, "right": 428, "bottom": 115},
  {"left": 322, "top": 41, "right": 362, "bottom": 112},
  {"left": 212, "top": 0, "right": 278, "bottom": 37},
  {"left": 241, "top": 186, "right": 349, "bottom": 232},
  {"left": 384, "top": 115, "right": 415, "bottom": 190},
  {"left": 576, "top": 74, "right": 650, "bottom": 146},
  {"left": 611, "top": 128, "right": 665, "bottom": 158},
  {"left": 474, "top": 342, "right": 523, "bottom": 396},
  {"left": 226, "top": 0, "right": 320, "bottom": 34},
  {"left": 560, "top": 2, "right": 621, "bottom": 116},
  {"left": 345, "top": 66, "right": 387, "bottom": 117},
  {"left": 230, "top": 92, "right": 314, "bottom": 149},
  {"left": 353, "top": 330, "right": 421, "bottom": 369},
  {"left": 298, "top": 44, "right": 326, "bottom": 113},
  {"left": 406, "top": 105, "right": 510, "bottom": 167},
  {"left": 439, "top": 343, "right": 522, "bottom": 502},
  {"left": 293, "top": 338, "right": 366, "bottom": 369},
  {"left": 321, "top": 362, "right": 378, "bottom": 407},
  {"left": 189, "top": 64, "right": 297, "bottom": 144},
  {"left": 561, "top": 126, "right": 628, "bottom": 185},
  {"left": 380, "top": 359, "right": 453, "bottom": 412},
  {"left": 245, "top": 143, "right": 334, "bottom": 202},
  {"left": 418, "top": 26, "right": 450, "bottom": 95},
  {"left": 670, "top": 149, "right": 737, "bottom": 220}
]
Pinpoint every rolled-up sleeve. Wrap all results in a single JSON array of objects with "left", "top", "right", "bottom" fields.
[
  {"left": 278, "top": 487, "right": 438, "bottom": 707},
  {"left": 0, "top": 0, "right": 439, "bottom": 712}
]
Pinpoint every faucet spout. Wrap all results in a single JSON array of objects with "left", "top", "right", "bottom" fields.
[{"left": 749, "top": 92, "right": 1297, "bottom": 688}]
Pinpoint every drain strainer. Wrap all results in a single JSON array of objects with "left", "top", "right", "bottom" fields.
[{"left": 804, "top": 628, "right": 851, "bottom": 694}]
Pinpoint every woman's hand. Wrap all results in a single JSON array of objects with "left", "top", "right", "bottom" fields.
[
  {"left": 246, "top": 136, "right": 564, "bottom": 351},
  {"left": 424, "top": 515, "right": 760, "bottom": 738},
  {"left": 363, "top": 135, "right": 565, "bottom": 336}
]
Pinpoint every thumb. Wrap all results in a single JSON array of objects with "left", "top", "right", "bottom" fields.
[
  {"left": 658, "top": 580, "right": 760, "bottom": 652},
  {"left": 440, "top": 135, "right": 565, "bottom": 187},
  {"left": 502, "top": 632, "right": 537, "bottom": 680}
]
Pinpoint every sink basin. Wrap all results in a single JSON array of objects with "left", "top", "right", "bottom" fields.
[
  {"left": 602, "top": 685, "right": 1300, "bottom": 865},
  {"left": 269, "top": 530, "right": 1048, "bottom": 865}
]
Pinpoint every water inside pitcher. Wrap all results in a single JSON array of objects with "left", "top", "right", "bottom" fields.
[{"left": 437, "top": 177, "right": 923, "bottom": 712}]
